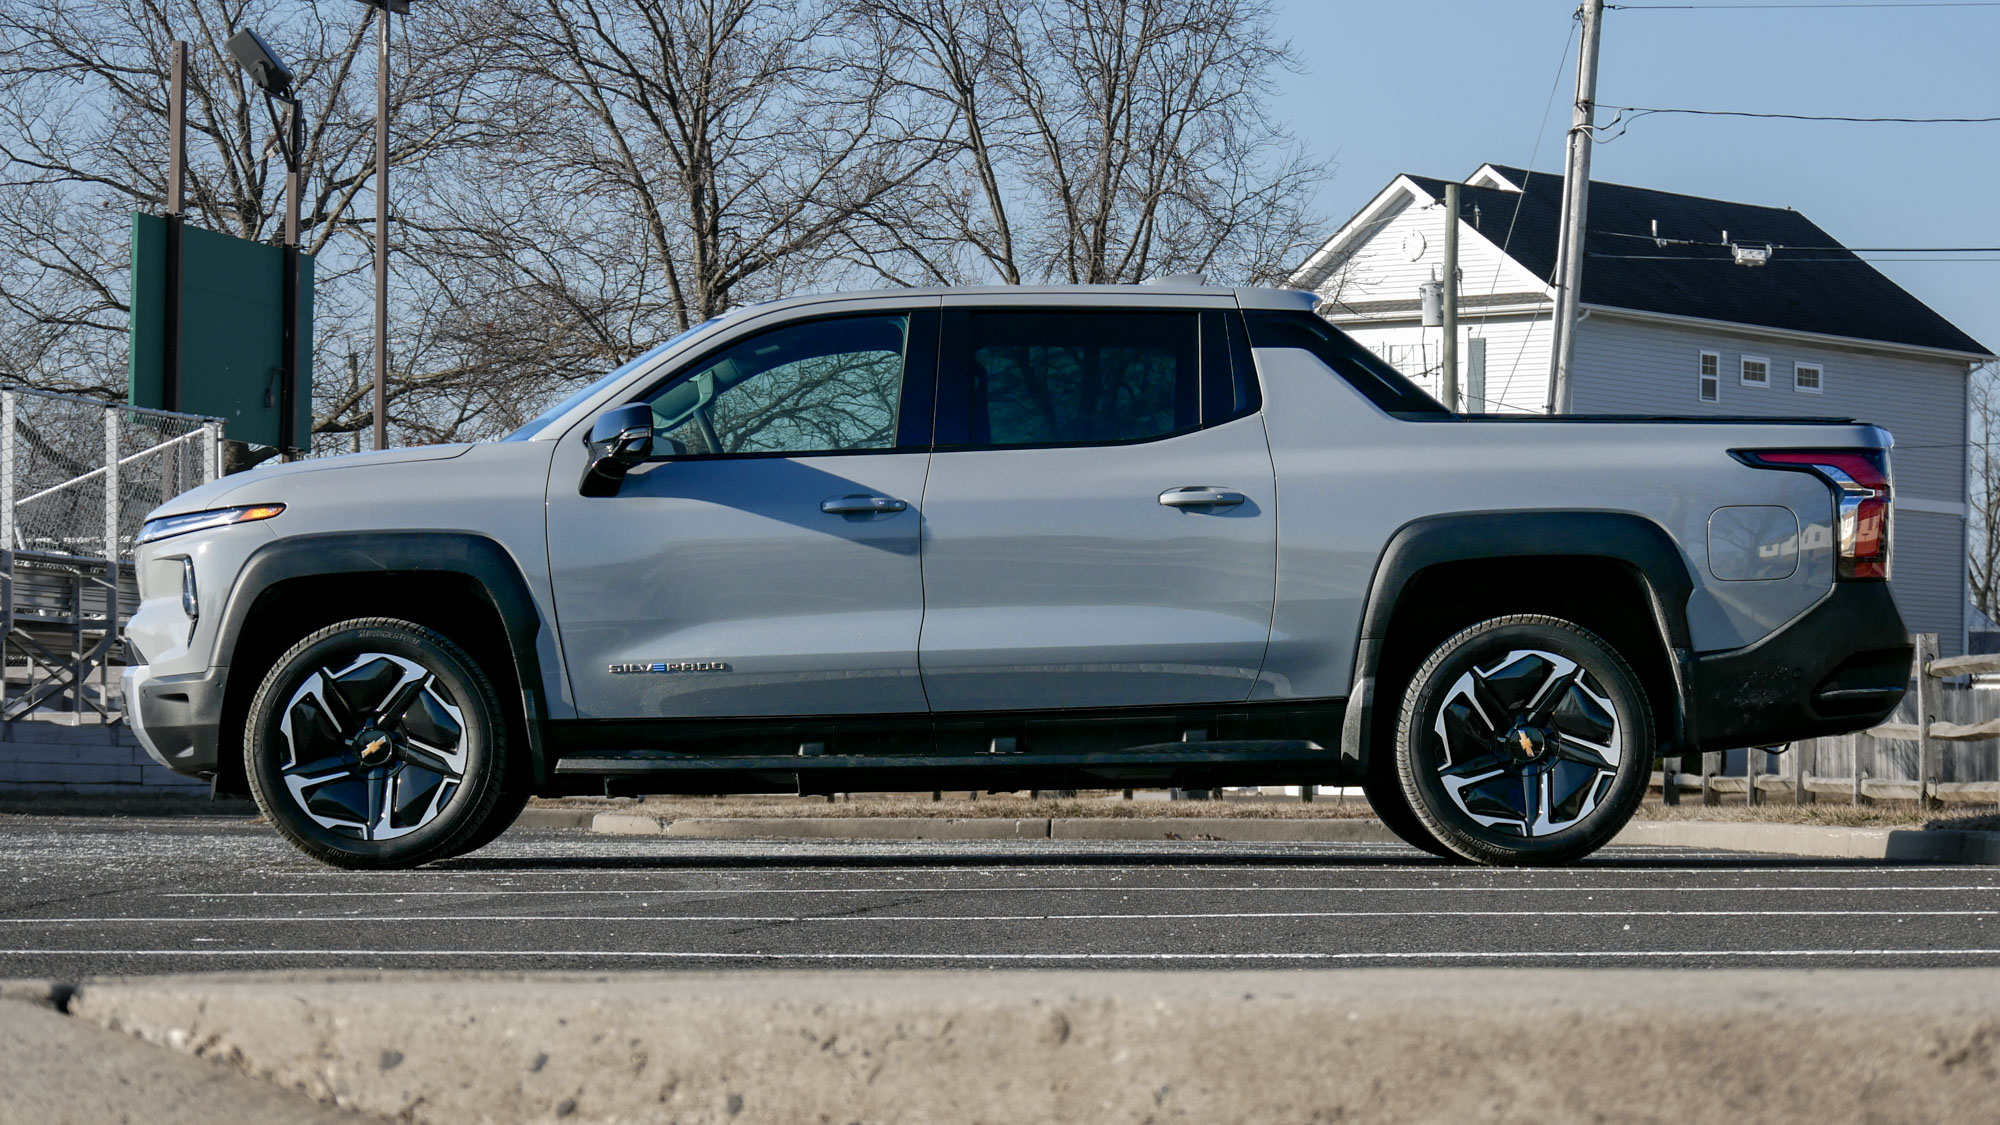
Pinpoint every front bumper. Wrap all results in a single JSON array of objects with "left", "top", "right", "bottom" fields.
[
  {"left": 1687, "top": 579, "right": 1912, "bottom": 752},
  {"left": 124, "top": 663, "right": 228, "bottom": 777}
]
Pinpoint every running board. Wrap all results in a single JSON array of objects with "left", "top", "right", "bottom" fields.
[{"left": 553, "top": 740, "right": 1325, "bottom": 776}]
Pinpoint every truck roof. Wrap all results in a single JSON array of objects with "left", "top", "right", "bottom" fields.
[{"left": 720, "top": 283, "right": 1320, "bottom": 320}]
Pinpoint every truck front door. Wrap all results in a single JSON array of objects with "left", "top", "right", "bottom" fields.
[{"left": 545, "top": 306, "right": 937, "bottom": 719}]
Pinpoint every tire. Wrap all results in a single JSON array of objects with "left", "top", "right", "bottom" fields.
[
  {"left": 445, "top": 785, "right": 533, "bottom": 859},
  {"left": 1395, "top": 615, "right": 1653, "bottom": 866},
  {"left": 245, "top": 618, "right": 512, "bottom": 870},
  {"left": 1361, "top": 762, "right": 1455, "bottom": 859}
]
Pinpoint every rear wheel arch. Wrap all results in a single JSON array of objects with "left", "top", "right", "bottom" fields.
[
  {"left": 1341, "top": 512, "right": 1695, "bottom": 775},
  {"left": 210, "top": 533, "right": 548, "bottom": 796}
]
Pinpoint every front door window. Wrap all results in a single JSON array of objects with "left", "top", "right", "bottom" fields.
[{"left": 645, "top": 315, "right": 909, "bottom": 456}]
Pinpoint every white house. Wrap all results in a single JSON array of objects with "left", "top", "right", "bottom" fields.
[{"left": 1292, "top": 163, "right": 1996, "bottom": 654}]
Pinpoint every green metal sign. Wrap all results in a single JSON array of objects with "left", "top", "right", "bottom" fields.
[{"left": 129, "top": 212, "right": 312, "bottom": 447}]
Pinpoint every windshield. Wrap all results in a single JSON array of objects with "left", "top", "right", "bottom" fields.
[{"left": 501, "top": 319, "right": 723, "bottom": 441}]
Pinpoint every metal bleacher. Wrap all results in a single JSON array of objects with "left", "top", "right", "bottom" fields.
[{"left": 0, "top": 388, "right": 222, "bottom": 722}]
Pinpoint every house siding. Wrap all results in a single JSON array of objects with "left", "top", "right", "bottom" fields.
[
  {"left": 1570, "top": 312, "right": 1970, "bottom": 654},
  {"left": 1890, "top": 510, "right": 1968, "bottom": 656},
  {"left": 1337, "top": 314, "right": 1551, "bottom": 414},
  {"left": 1307, "top": 189, "right": 1543, "bottom": 314}
]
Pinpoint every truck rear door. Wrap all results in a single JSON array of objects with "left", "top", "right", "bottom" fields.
[{"left": 916, "top": 301, "right": 1277, "bottom": 712}]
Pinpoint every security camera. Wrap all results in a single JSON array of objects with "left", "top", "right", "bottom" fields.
[{"left": 225, "top": 28, "right": 294, "bottom": 97}]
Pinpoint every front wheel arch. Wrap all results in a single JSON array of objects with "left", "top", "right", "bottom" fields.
[{"left": 213, "top": 539, "right": 546, "bottom": 795}]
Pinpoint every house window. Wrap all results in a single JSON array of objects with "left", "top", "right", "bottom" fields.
[
  {"left": 1794, "top": 362, "right": 1823, "bottom": 393},
  {"left": 1698, "top": 351, "right": 1720, "bottom": 403},
  {"left": 1741, "top": 356, "right": 1769, "bottom": 387}
]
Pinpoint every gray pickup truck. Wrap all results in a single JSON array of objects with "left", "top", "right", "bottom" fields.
[{"left": 124, "top": 283, "right": 1910, "bottom": 868}]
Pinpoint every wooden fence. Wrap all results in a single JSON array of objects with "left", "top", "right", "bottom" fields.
[{"left": 1660, "top": 633, "right": 2000, "bottom": 811}]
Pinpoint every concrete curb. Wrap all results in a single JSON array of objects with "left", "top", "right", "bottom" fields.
[
  {"left": 513, "top": 807, "right": 602, "bottom": 831},
  {"left": 1, "top": 996, "right": 368, "bottom": 1123},
  {"left": 586, "top": 811, "right": 1999, "bottom": 859},
  {"left": 65, "top": 969, "right": 2000, "bottom": 1124},
  {"left": 1613, "top": 819, "right": 2000, "bottom": 863}
]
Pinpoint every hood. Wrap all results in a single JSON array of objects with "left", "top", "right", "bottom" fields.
[{"left": 145, "top": 443, "right": 476, "bottom": 520}]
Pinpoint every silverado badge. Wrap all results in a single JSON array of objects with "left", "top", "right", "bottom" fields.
[{"left": 609, "top": 661, "right": 731, "bottom": 674}]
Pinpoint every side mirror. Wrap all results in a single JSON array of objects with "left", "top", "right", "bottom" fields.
[{"left": 579, "top": 403, "right": 655, "bottom": 497}]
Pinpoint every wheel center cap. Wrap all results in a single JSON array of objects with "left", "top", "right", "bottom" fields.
[
  {"left": 356, "top": 730, "right": 396, "bottom": 767},
  {"left": 1502, "top": 724, "right": 1548, "bottom": 762}
]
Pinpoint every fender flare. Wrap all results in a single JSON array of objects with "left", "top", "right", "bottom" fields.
[
  {"left": 1337, "top": 510, "right": 1698, "bottom": 768},
  {"left": 215, "top": 531, "right": 551, "bottom": 786}
]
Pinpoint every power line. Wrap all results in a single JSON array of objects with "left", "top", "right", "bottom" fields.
[
  {"left": 1599, "top": 104, "right": 2000, "bottom": 124},
  {"left": 1609, "top": 3, "right": 2000, "bottom": 9},
  {"left": 1589, "top": 253, "right": 2000, "bottom": 261}
]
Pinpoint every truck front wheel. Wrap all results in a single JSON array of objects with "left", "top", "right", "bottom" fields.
[
  {"left": 244, "top": 618, "right": 513, "bottom": 869},
  {"left": 1395, "top": 615, "right": 1653, "bottom": 866}
]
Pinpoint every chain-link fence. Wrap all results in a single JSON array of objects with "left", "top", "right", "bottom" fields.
[
  {"left": 1, "top": 387, "right": 224, "bottom": 721},
  {"left": 2, "top": 388, "right": 222, "bottom": 561}
]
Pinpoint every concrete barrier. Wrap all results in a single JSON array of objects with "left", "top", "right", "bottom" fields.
[
  {"left": 68, "top": 970, "right": 2000, "bottom": 1124},
  {"left": 2, "top": 992, "right": 367, "bottom": 1123}
]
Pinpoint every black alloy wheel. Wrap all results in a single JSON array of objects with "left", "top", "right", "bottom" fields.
[
  {"left": 1396, "top": 615, "right": 1653, "bottom": 866},
  {"left": 245, "top": 618, "right": 512, "bottom": 869}
]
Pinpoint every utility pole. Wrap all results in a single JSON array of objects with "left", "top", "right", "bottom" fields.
[
  {"left": 371, "top": 1, "right": 397, "bottom": 450},
  {"left": 163, "top": 40, "right": 187, "bottom": 413},
  {"left": 351, "top": 1, "right": 409, "bottom": 449},
  {"left": 1441, "top": 182, "right": 1461, "bottom": 412},
  {"left": 277, "top": 95, "right": 303, "bottom": 460},
  {"left": 1545, "top": 0, "right": 1605, "bottom": 416}
]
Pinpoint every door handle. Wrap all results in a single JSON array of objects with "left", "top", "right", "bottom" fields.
[
  {"left": 821, "top": 494, "right": 908, "bottom": 514},
  {"left": 1159, "top": 486, "right": 1246, "bottom": 509}
]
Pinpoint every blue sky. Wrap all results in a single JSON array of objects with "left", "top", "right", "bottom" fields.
[{"left": 1266, "top": 0, "right": 1999, "bottom": 358}]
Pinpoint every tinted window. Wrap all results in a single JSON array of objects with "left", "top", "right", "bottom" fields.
[
  {"left": 959, "top": 311, "right": 1200, "bottom": 446},
  {"left": 644, "top": 314, "right": 908, "bottom": 455},
  {"left": 1242, "top": 310, "right": 1448, "bottom": 417}
]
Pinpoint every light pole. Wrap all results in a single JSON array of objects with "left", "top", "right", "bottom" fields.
[
  {"left": 225, "top": 28, "right": 305, "bottom": 458},
  {"left": 352, "top": 0, "right": 410, "bottom": 450}
]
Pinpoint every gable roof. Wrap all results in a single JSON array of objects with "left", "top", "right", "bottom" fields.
[{"left": 1310, "top": 163, "right": 1990, "bottom": 358}]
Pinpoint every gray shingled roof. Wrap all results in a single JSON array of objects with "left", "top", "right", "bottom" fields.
[{"left": 1393, "top": 165, "right": 1990, "bottom": 357}]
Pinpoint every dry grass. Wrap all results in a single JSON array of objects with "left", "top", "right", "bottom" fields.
[{"left": 605, "top": 791, "right": 1384, "bottom": 820}]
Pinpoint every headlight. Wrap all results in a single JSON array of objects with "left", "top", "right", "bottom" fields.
[{"left": 137, "top": 504, "right": 286, "bottom": 545}]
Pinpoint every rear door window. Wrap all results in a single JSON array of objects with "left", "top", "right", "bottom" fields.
[{"left": 938, "top": 310, "right": 1210, "bottom": 447}]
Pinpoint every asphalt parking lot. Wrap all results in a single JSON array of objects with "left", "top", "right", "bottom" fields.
[{"left": 1, "top": 817, "right": 1997, "bottom": 979}]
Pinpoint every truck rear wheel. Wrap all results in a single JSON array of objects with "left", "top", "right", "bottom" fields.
[
  {"left": 1395, "top": 615, "right": 1652, "bottom": 866},
  {"left": 245, "top": 618, "right": 512, "bottom": 869}
]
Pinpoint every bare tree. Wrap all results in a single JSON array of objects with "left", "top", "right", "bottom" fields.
[
  {"left": 851, "top": 0, "right": 1324, "bottom": 287},
  {"left": 465, "top": 0, "right": 946, "bottom": 326},
  {"left": 0, "top": 0, "right": 530, "bottom": 446},
  {"left": 0, "top": 0, "right": 1327, "bottom": 448},
  {"left": 1968, "top": 361, "right": 2000, "bottom": 621}
]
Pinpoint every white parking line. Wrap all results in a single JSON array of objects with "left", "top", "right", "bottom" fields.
[
  {"left": 10, "top": 910, "right": 1999, "bottom": 923},
  {"left": 161, "top": 884, "right": 2000, "bottom": 898},
  {"left": 6, "top": 947, "right": 1999, "bottom": 961}
]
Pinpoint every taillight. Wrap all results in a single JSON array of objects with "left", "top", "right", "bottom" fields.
[{"left": 1735, "top": 449, "right": 1891, "bottom": 580}]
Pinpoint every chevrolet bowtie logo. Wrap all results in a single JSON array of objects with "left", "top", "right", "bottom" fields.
[
  {"left": 610, "top": 661, "right": 731, "bottom": 675},
  {"left": 1518, "top": 730, "right": 1535, "bottom": 755}
]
